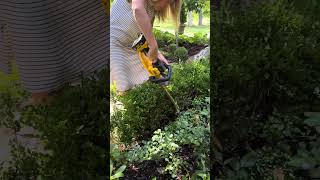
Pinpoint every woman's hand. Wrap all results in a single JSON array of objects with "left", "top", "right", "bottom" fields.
[{"left": 157, "top": 51, "right": 169, "bottom": 65}]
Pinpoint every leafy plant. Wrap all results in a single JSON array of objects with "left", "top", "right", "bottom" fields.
[
  {"left": 0, "top": 140, "right": 43, "bottom": 180},
  {"left": 154, "top": 29, "right": 176, "bottom": 47},
  {"left": 180, "top": 2, "right": 187, "bottom": 25},
  {"left": 124, "top": 97, "right": 210, "bottom": 178},
  {"left": 190, "top": 171, "right": 210, "bottom": 180},
  {"left": 110, "top": 160, "right": 126, "bottom": 180},
  {"left": 191, "top": 32, "right": 209, "bottom": 46},
  {"left": 304, "top": 112, "right": 320, "bottom": 133},
  {"left": 211, "top": 0, "right": 320, "bottom": 178},
  {"left": 168, "top": 43, "right": 178, "bottom": 53},
  {"left": 173, "top": 47, "right": 189, "bottom": 62},
  {"left": 114, "top": 82, "right": 176, "bottom": 144},
  {"left": 164, "top": 43, "right": 178, "bottom": 61},
  {"left": 153, "top": 29, "right": 209, "bottom": 48},
  {"left": 1, "top": 69, "right": 108, "bottom": 179},
  {"left": 170, "top": 58, "right": 210, "bottom": 111},
  {"left": 286, "top": 114, "right": 320, "bottom": 178}
]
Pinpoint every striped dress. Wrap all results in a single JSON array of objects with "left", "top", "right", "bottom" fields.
[
  {"left": 0, "top": 0, "right": 108, "bottom": 93},
  {"left": 110, "top": 0, "right": 154, "bottom": 92}
]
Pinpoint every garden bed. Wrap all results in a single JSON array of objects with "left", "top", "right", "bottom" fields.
[
  {"left": 108, "top": 18, "right": 211, "bottom": 179},
  {"left": 123, "top": 145, "right": 196, "bottom": 180},
  {"left": 111, "top": 46, "right": 210, "bottom": 179},
  {"left": 186, "top": 44, "right": 208, "bottom": 57}
]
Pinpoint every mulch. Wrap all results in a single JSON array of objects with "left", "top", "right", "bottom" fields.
[{"left": 187, "top": 45, "right": 208, "bottom": 57}]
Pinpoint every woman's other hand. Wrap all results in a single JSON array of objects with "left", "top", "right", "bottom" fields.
[{"left": 157, "top": 51, "right": 169, "bottom": 65}]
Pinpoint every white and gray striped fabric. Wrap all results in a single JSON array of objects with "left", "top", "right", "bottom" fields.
[
  {"left": 110, "top": 0, "right": 154, "bottom": 92},
  {"left": 0, "top": 0, "right": 108, "bottom": 93}
]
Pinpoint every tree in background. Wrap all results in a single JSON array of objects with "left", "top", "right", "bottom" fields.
[
  {"left": 178, "top": 1, "right": 187, "bottom": 34},
  {"left": 185, "top": 0, "right": 209, "bottom": 25}
]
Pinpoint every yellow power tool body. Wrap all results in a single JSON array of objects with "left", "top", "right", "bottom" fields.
[
  {"left": 132, "top": 34, "right": 172, "bottom": 85},
  {"left": 131, "top": 33, "right": 179, "bottom": 113}
]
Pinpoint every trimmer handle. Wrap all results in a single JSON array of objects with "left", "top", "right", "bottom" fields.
[
  {"left": 150, "top": 61, "right": 172, "bottom": 83},
  {"left": 132, "top": 33, "right": 172, "bottom": 84}
]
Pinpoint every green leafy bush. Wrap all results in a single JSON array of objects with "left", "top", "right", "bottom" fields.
[
  {"left": 222, "top": 112, "right": 320, "bottom": 179},
  {"left": 168, "top": 43, "right": 177, "bottom": 53},
  {"left": 154, "top": 29, "right": 175, "bottom": 48},
  {"left": 173, "top": 47, "right": 188, "bottom": 62},
  {"left": 153, "top": 29, "right": 209, "bottom": 48},
  {"left": 124, "top": 97, "right": 210, "bottom": 178},
  {"left": 110, "top": 160, "right": 126, "bottom": 180},
  {"left": 170, "top": 58, "right": 210, "bottom": 111},
  {"left": 291, "top": 0, "right": 320, "bottom": 20},
  {"left": 287, "top": 113, "right": 320, "bottom": 178},
  {"left": 0, "top": 141, "right": 43, "bottom": 180},
  {"left": 180, "top": 2, "right": 187, "bottom": 25},
  {"left": 164, "top": 43, "right": 178, "bottom": 62},
  {"left": 213, "top": 0, "right": 320, "bottom": 146},
  {"left": 0, "top": 70, "right": 108, "bottom": 179},
  {"left": 212, "top": 0, "right": 320, "bottom": 178},
  {"left": 114, "top": 82, "right": 176, "bottom": 144},
  {"left": 214, "top": 0, "right": 320, "bottom": 113},
  {"left": 191, "top": 32, "right": 209, "bottom": 46}
]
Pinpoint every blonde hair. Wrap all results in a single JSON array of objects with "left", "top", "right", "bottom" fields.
[{"left": 150, "top": 0, "right": 182, "bottom": 30}]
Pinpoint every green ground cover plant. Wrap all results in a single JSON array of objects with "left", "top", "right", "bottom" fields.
[{"left": 111, "top": 57, "right": 210, "bottom": 178}]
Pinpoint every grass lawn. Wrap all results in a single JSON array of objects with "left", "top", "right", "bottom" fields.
[{"left": 154, "top": 13, "right": 210, "bottom": 37}]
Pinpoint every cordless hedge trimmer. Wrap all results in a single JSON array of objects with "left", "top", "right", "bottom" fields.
[{"left": 132, "top": 33, "right": 180, "bottom": 113}]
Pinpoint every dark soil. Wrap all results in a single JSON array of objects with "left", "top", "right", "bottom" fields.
[
  {"left": 186, "top": 45, "right": 208, "bottom": 57},
  {"left": 123, "top": 160, "right": 171, "bottom": 180},
  {"left": 176, "top": 144, "right": 197, "bottom": 177},
  {"left": 122, "top": 145, "right": 196, "bottom": 180},
  {"left": 163, "top": 44, "right": 207, "bottom": 57}
]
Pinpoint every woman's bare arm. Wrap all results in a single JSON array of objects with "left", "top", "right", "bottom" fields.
[{"left": 131, "top": 0, "right": 158, "bottom": 61}]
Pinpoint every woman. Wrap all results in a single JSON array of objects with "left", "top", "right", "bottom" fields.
[
  {"left": 0, "top": 0, "right": 108, "bottom": 105},
  {"left": 110, "top": 0, "right": 181, "bottom": 93}
]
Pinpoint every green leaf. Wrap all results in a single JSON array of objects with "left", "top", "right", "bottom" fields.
[
  {"left": 110, "top": 160, "right": 113, "bottom": 176},
  {"left": 240, "top": 151, "right": 258, "bottom": 168},
  {"left": 288, "top": 157, "right": 315, "bottom": 170},
  {"left": 223, "top": 158, "right": 234, "bottom": 165},
  {"left": 304, "top": 113, "right": 320, "bottom": 133},
  {"left": 316, "top": 127, "right": 320, "bottom": 133},
  {"left": 304, "top": 112, "right": 320, "bottom": 118},
  {"left": 305, "top": 116, "right": 320, "bottom": 127},
  {"left": 111, "top": 172, "right": 124, "bottom": 179},
  {"left": 197, "top": 173, "right": 208, "bottom": 179},
  {"left": 115, "top": 165, "right": 126, "bottom": 174}
]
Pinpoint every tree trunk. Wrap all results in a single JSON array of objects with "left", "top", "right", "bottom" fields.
[
  {"left": 187, "top": 11, "right": 193, "bottom": 27},
  {"left": 198, "top": 9, "right": 203, "bottom": 26}
]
